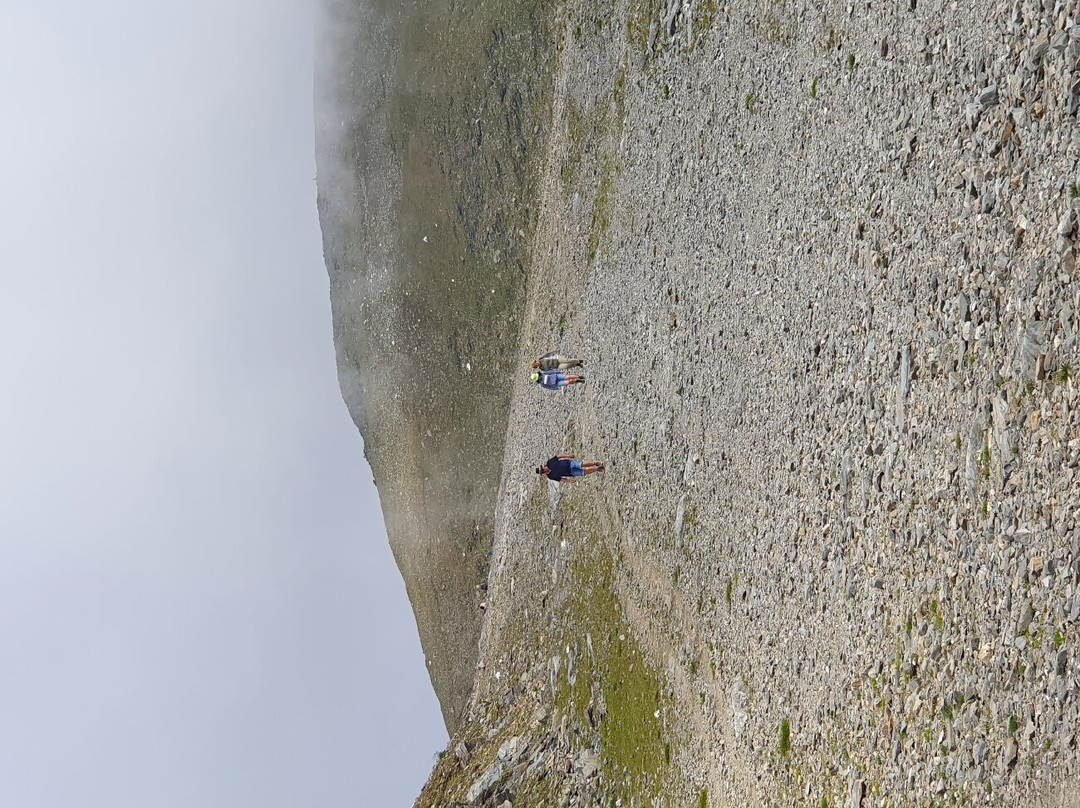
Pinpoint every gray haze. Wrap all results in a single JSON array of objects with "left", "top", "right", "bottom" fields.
[{"left": 0, "top": 1, "right": 445, "bottom": 806}]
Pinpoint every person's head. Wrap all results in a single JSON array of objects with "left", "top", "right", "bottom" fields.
[
  {"left": 535, "top": 465, "right": 549, "bottom": 475},
  {"left": 530, "top": 372, "right": 540, "bottom": 383},
  {"left": 531, "top": 360, "right": 540, "bottom": 369}
]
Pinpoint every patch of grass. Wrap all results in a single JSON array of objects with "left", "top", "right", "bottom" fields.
[
  {"left": 1057, "top": 363, "right": 1073, "bottom": 383},
  {"left": 663, "top": 83, "right": 671, "bottom": 99},
  {"left": 928, "top": 599, "right": 943, "bottom": 632},
  {"left": 754, "top": 0, "right": 796, "bottom": 45},
  {"left": 978, "top": 446, "right": 991, "bottom": 480},
  {"left": 847, "top": 52, "right": 856, "bottom": 71},
  {"left": 698, "top": 788, "right": 709, "bottom": 808},
  {"left": 725, "top": 578, "right": 734, "bottom": 607},
  {"left": 955, "top": 434, "right": 962, "bottom": 452},
  {"left": 561, "top": 98, "right": 585, "bottom": 187},
  {"left": 810, "top": 76, "right": 819, "bottom": 99},
  {"left": 745, "top": 92, "right": 757, "bottom": 112},
  {"left": 552, "top": 517, "right": 673, "bottom": 799},
  {"left": 779, "top": 719, "right": 792, "bottom": 756},
  {"left": 1008, "top": 715, "right": 1018, "bottom": 736},
  {"left": 626, "top": 0, "right": 653, "bottom": 54},
  {"left": 1070, "top": 182, "right": 1079, "bottom": 199},
  {"left": 586, "top": 147, "right": 618, "bottom": 264},
  {"left": 943, "top": 704, "right": 954, "bottom": 722},
  {"left": 684, "top": 504, "right": 700, "bottom": 531},
  {"left": 821, "top": 23, "right": 840, "bottom": 54},
  {"left": 693, "top": 0, "right": 722, "bottom": 43},
  {"left": 1054, "top": 630, "right": 1067, "bottom": 650},
  {"left": 905, "top": 614, "right": 913, "bottom": 637}
]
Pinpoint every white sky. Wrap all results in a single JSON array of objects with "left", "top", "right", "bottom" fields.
[{"left": 0, "top": 1, "right": 446, "bottom": 805}]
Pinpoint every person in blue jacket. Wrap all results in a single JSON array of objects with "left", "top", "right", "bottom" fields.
[{"left": 531, "top": 370, "right": 585, "bottom": 390}]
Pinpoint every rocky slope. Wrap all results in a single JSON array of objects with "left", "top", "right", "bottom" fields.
[
  {"left": 410, "top": 0, "right": 1080, "bottom": 805},
  {"left": 320, "top": 0, "right": 1080, "bottom": 804},
  {"left": 314, "top": 0, "right": 556, "bottom": 730}
]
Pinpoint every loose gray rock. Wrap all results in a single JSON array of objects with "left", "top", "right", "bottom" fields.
[
  {"left": 498, "top": 736, "right": 522, "bottom": 763},
  {"left": 1059, "top": 207, "right": 1075, "bottom": 238},
  {"left": 1003, "top": 738, "right": 1018, "bottom": 772},
  {"left": 1017, "top": 601, "right": 1035, "bottom": 635},
  {"left": 454, "top": 740, "right": 471, "bottom": 764},
  {"left": 849, "top": 776, "right": 865, "bottom": 808},
  {"left": 465, "top": 761, "right": 504, "bottom": 804},
  {"left": 1027, "top": 36, "right": 1050, "bottom": 68},
  {"left": 578, "top": 750, "right": 600, "bottom": 779},
  {"left": 977, "top": 86, "right": 999, "bottom": 109},
  {"left": 899, "top": 345, "right": 912, "bottom": 400}
]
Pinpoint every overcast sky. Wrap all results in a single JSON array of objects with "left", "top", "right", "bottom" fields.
[{"left": 0, "top": 1, "right": 445, "bottom": 805}]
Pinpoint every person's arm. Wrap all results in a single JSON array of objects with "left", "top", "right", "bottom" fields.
[
  {"left": 558, "top": 477, "right": 574, "bottom": 482},
  {"left": 556, "top": 454, "right": 575, "bottom": 460}
]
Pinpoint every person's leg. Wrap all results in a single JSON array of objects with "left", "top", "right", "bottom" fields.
[{"left": 559, "top": 358, "right": 584, "bottom": 369}]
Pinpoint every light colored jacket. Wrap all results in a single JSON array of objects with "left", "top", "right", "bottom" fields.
[{"left": 536, "top": 352, "right": 583, "bottom": 371}]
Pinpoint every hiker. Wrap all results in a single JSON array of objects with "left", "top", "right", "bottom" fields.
[
  {"left": 535, "top": 454, "right": 605, "bottom": 482},
  {"left": 531, "top": 370, "right": 585, "bottom": 390},
  {"left": 532, "top": 352, "right": 584, "bottom": 371}
]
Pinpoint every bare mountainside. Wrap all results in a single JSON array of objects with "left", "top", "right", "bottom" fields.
[
  {"left": 314, "top": 0, "right": 555, "bottom": 730},
  {"left": 320, "top": 0, "right": 1080, "bottom": 805}
]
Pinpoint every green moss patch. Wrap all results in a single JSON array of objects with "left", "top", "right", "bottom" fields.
[{"left": 553, "top": 507, "right": 674, "bottom": 800}]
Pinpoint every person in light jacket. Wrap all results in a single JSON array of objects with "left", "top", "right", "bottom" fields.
[{"left": 531, "top": 352, "right": 584, "bottom": 371}]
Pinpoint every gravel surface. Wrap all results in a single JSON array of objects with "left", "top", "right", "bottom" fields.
[{"left": 415, "top": 0, "right": 1080, "bottom": 805}]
